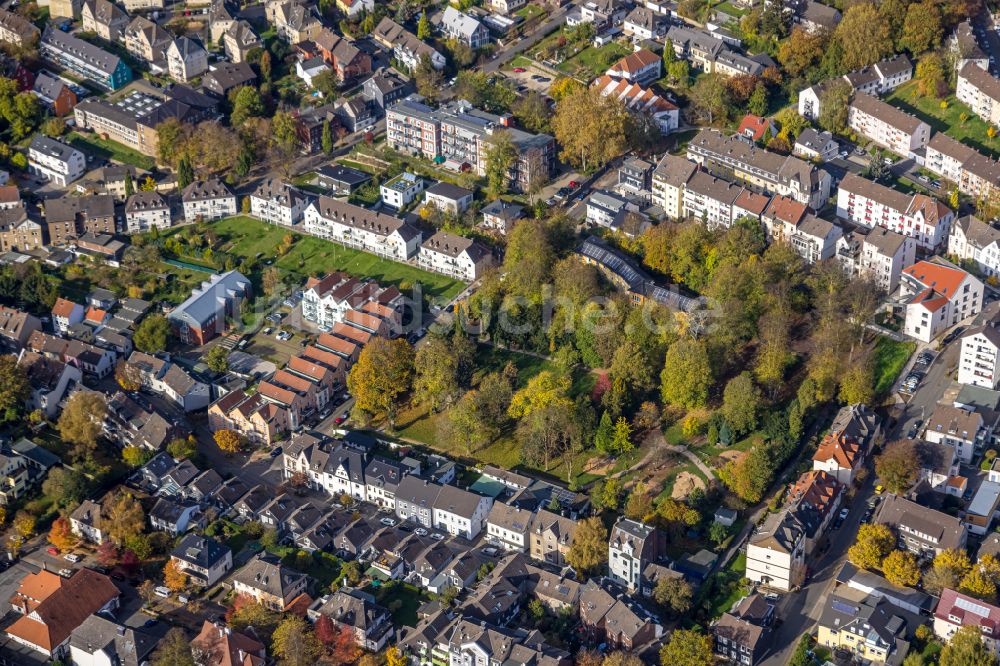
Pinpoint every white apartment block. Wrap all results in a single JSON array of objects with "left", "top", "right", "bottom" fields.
[
  {"left": 300, "top": 271, "right": 402, "bottom": 332},
  {"left": 837, "top": 172, "right": 952, "bottom": 251},
  {"left": 746, "top": 510, "right": 806, "bottom": 592},
  {"left": 798, "top": 55, "right": 913, "bottom": 120},
  {"left": 924, "top": 405, "right": 983, "bottom": 464},
  {"left": 681, "top": 171, "right": 741, "bottom": 229},
  {"left": 417, "top": 231, "right": 493, "bottom": 282},
  {"left": 125, "top": 191, "right": 171, "bottom": 234},
  {"left": 949, "top": 214, "right": 1000, "bottom": 279},
  {"left": 957, "top": 62, "right": 1000, "bottom": 126},
  {"left": 182, "top": 178, "right": 237, "bottom": 223},
  {"left": 651, "top": 154, "right": 697, "bottom": 220},
  {"left": 859, "top": 227, "right": 915, "bottom": 293},
  {"left": 27, "top": 135, "right": 85, "bottom": 187},
  {"left": 901, "top": 260, "right": 984, "bottom": 343},
  {"left": 848, "top": 93, "right": 931, "bottom": 158},
  {"left": 432, "top": 485, "right": 493, "bottom": 540},
  {"left": 303, "top": 197, "right": 421, "bottom": 261},
  {"left": 380, "top": 172, "right": 423, "bottom": 209},
  {"left": 959, "top": 325, "right": 1000, "bottom": 389},
  {"left": 608, "top": 518, "right": 664, "bottom": 591},
  {"left": 250, "top": 178, "right": 309, "bottom": 227},
  {"left": 485, "top": 502, "right": 534, "bottom": 552}
]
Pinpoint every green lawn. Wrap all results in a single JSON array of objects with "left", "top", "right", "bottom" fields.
[
  {"left": 66, "top": 131, "right": 156, "bottom": 170},
  {"left": 713, "top": 0, "right": 748, "bottom": 17},
  {"left": 695, "top": 551, "right": 749, "bottom": 622},
  {"left": 371, "top": 582, "right": 428, "bottom": 627},
  {"left": 515, "top": 4, "right": 545, "bottom": 18},
  {"left": 885, "top": 82, "right": 1000, "bottom": 160},
  {"left": 557, "top": 41, "right": 632, "bottom": 80},
  {"left": 873, "top": 336, "right": 917, "bottom": 398},
  {"left": 182, "top": 216, "right": 466, "bottom": 303}
]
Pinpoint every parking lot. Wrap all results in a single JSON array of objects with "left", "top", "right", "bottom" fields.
[{"left": 503, "top": 65, "right": 556, "bottom": 94}]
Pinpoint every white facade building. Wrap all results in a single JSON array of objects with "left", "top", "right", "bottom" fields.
[
  {"left": 250, "top": 178, "right": 309, "bottom": 227},
  {"left": 28, "top": 135, "right": 85, "bottom": 187},
  {"left": 182, "top": 178, "right": 237, "bottom": 223},
  {"left": 380, "top": 172, "right": 424, "bottom": 209},
  {"left": 900, "top": 260, "right": 984, "bottom": 343},
  {"left": 837, "top": 172, "right": 953, "bottom": 251},
  {"left": 416, "top": 231, "right": 493, "bottom": 282},
  {"left": 125, "top": 191, "right": 171, "bottom": 234},
  {"left": 303, "top": 197, "right": 422, "bottom": 261},
  {"left": 949, "top": 215, "right": 1000, "bottom": 279}
]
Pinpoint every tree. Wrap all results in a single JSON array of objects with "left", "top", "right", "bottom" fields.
[
  {"left": 386, "top": 646, "right": 407, "bottom": 666},
  {"left": 140, "top": 175, "right": 156, "bottom": 191},
  {"left": 594, "top": 411, "right": 615, "bottom": 454},
  {"left": 262, "top": 266, "right": 282, "bottom": 297},
  {"left": 899, "top": 0, "right": 943, "bottom": 56},
  {"left": 689, "top": 73, "right": 732, "bottom": 124},
  {"left": 259, "top": 49, "right": 272, "bottom": 82},
  {"left": 834, "top": 4, "right": 894, "bottom": 70},
  {"left": 960, "top": 566, "right": 998, "bottom": 602},
  {"left": 164, "top": 559, "right": 187, "bottom": 592},
  {"left": 660, "top": 339, "right": 712, "bottom": 409},
  {"left": 321, "top": 119, "right": 334, "bottom": 154},
  {"left": 624, "top": 482, "right": 653, "bottom": 521},
  {"left": 566, "top": 516, "right": 607, "bottom": 576},
  {"left": 168, "top": 436, "right": 197, "bottom": 460},
  {"left": 552, "top": 87, "right": 631, "bottom": 172},
  {"left": 940, "top": 625, "right": 996, "bottom": 666},
  {"left": 839, "top": 355, "right": 875, "bottom": 405},
  {"left": 156, "top": 117, "right": 189, "bottom": 166},
  {"left": 115, "top": 359, "right": 141, "bottom": 392},
  {"left": 848, "top": 523, "right": 895, "bottom": 570},
  {"left": 875, "top": 440, "right": 919, "bottom": 494},
  {"left": 414, "top": 54, "right": 444, "bottom": 102},
  {"left": 123, "top": 445, "right": 153, "bottom": 468},
  {"left": 103, "top": 489, "right": 145, "bottom": 546},
  {"left": 415, "top": 336, "right": 464, "bottom": 412},
  {"left": 417, "top": 11, "right": 430, "bottom": 39},
  {"left": 134, "top": 314, "right": 170, "bottom": 353},
  {"left": 177, "top": 154, "right": 194, "bottom": 190},
  {"left": 882, "top": 550, "right": 921, "bottom": 587},
  {"left": 748, "top": 82, "right": 768, "bottom": 116},
  {"left": 46, "top": 516, "right": 76, "bottom": 552},
  {"left": 484, "top": 129, "right": 518, "bottom": 199},
  {"left": 58, "top": 391, "right": 106, "bottom": 461},
  {"left": 659, "top": 628, "right": 713, "bottom": 666},
  {"left": 11, "top": 511, "right": 34, "bottom": 540},
  {"left": 916, "top": 52, "right": 948, "bottom": 98},
  {"left": 152, "top": 627, "right": 194, "bottom": 666},
  {"left": 718, "top": 445, "right": 773, "bottom": 503},
  {"left": 777, "top": 27, "right": 826, "bottom": 78},
  {"left": 347, "top": 338, "right": 415, "bottom": 429},
  {"left": 818, "top": 79, "right": 852, "bottom": 134},
  {"left": 611, "top": 417, "right": 633, "bottom": 456},
  {"left": 722, "top": 372, "right": 761, "bottom": 436},
  {"left": 230, "top": 86, "right": 264, "bottom": 127},
  {"left": 654, "top": 577, "right": 693, "bottom": 617},
  {"left": 42, "top": 467, "right": 87, "bottom": 508},
  {"left": 214, "top": 429, "right": 244, "bottom": 454},
  {"left": 270, "top": 111, "right": 301, "bottom": 171},
  {"left": 924, "top": 549, "right": 973, "bottom": 595},
  {"left": 315, "top": 614, "right": 336, "bottom": 647},
  {"left": 205, "top": 345, "right": 229, "bottom": 373},
  {"left": 229, "top": 597, "right": 282, "bottom": 644},
  {"left": 0, "top": 354, "right": 28, "bottom": 420},
  {"left": 512, "top": 91, "right": 550, "bottom": 134},
  {"left": 124, "top": 170, "right": 134, "bottom": 198},
  {"left": 272, "top": 615, "right": 323, "bottom": 666}
]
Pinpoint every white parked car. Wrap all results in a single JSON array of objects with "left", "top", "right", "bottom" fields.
[
  {"left": 155, "top": 586, "right": 171, "bottom": 598},
  {"left": 415, "top": 527, "right": 428, "bottom": 536},
  {"left": 380, "top": 517, "right": 397, "bottom": 527},
  {"left": 63, "top": 553, "right": 81, "bottom": 563}
]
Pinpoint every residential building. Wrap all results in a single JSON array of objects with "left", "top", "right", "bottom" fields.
[
  {"left": 222, "top": 20, "right": 261, "bottom": 64},
  {"left": 202, "top": 61, "right": 257, "bottom": 97},
  {"left": 423, "top": 182, "right": 474, "bottom": 215},
  {"left": 28, "top": 135, "right": 85, "bottom": 187},
  {"left": 924, "top": 404, "right": 984, "bottom": 464},
  {"left": 380, "top": 172, "right": 424, "bottom": 209},
  {"left": 166, "top": 37, "right": 208, "bottom": 83},
  {"left": 737, "top": 113, "right": 777, "bottom": 142},
  {"left": 69, "top": 615, "right": 157, "bottom": 666},
  {"left": 417, "top": 231, "right": 494, "bottom": 281},
  {"left": 336, "top": 0, "right": 373, "bottom": 18},
  {"left": 81, "top": 0, "right": 128, "bottom": 41},
  {"left": 300, "top": 271, "right": 402, "bottom": 333},
  {"left": 0, "top": 306, "right": 40, "bottom": 353},
  {"left": 949, "top": 214, "right": 1000, "bottom": 279},
  {"left": 167, "top": 270, "right": 251, "bottom": 345},
  {"left": 125, "top": 191, "right": 171, "bottom": 234},
  {"left": 813, "top": 431, "right": 865, "bottom": 486},
  {"left": 44, "top": 194, "right": 115, "bottom": 245},
  {"left": 314, "top": 164, "right": 371, "bottom": 195},
  {"left": 432, "top": 484, "right": 493, "bottom": 539},
  {"left": 191, "top": 621, "right": 265, "bottom": 666},
  {"left": 0, "top": 206, "right": 43, "bottom": 254},
  {"left": 712, "top": 594, "right": 774, "bottom": 665},
  {"left": 208, "top": 390, "right": 287, "bottom": 447},
  {"left": 681, "top": 171, "right": 742, "bottom": 228},
  {"left": 311, "top": 589, "right": 392, "bottom": 651},
  {"left": 793, "top": 128, "right": 839, "bottom": 161},
  {"left": 126, "top": 351, "right": 211, "bottom": 412},
  {"left": 817, "top": 586, "right": 917, "bottom": 664},
  {"left": 182, "top": 178, "right": 237, "bottom": 222},
  {"left": 250, "top": 178, "right": 309, "bottom": 227},
  {"left": 578, "top": 579, "right": 662, "bottom": 650},
  {"left": 652, "top": 154, "right": 697, "bottom": 220},
  {"left": 17, "top": 349, "right": 81, "bottom": 419},
  {"left": 481, "top": 199, "right": 525, "bottom": 235},
  {"left": 232, "top": 553, "right": 310, "bottom": 611},
  {"left": 303, "top": 196, "right": 422, "bottom": 260},
  {"left": 281, "top": 439, "right": 367, "bottom": 500},
  {"left": 440, "top": 7, "right": 490, "bottom": 49},
  {"left": 364, "top": 456, "right": 408, "bottom": 509},
  {"left": 957, "top": 62, "right": 1000, "bottom": 125},
  {"left": 486, "top": 502, "right": 534, "bottom": 552},
  {"left": 371, "top": 17, "right": 446, "bottom": 71},
  {"left": 170, "top": 534, "right": 233, "bottom": 587},
  {"left": 0, "top": 8, "right": 38, "bottom": 46},
  {"left": 837, "top": 172, "right": 953, "bottom": 251},
  {"left": 623, "top": 6, "right": 667, "bottom": 40},
  {"left": 875, "top": 494, "right": 968, "bottom": 556},
  {"left": 959, "top": 324, "right": 1000, "bottom": 389},
  {"left": 149, "top": 496, "right": 201, "bottom": 535},
  {"left": 859, "top": 227, "right": 916, "bottom": 293},
  {"left": 798, "top": 55, "right": 913, "bottom": 120},
  {"left": 40, "top": 27, "right": 131, "bottom": 90},
  {"left": 70, "top": 499, "right": 105, "bottom": 544},
  {"left": 363, "top": 69, "right": 414, "bottom": 116},
  {"left": 27, "top": 331, "right": 115, "bottom": 377},
  {"left": 528, "top": 508, "right": 576, "bottom": 567},
  {"left": 270, "top": 0, "right": 323, "bottom": 43},
  {"left": 687, "top": 129, "right": 831, "bottom": 209},
  {"left": 6, "top": 569, "right": 119, "bottom": 659},
  {"left": 900, "top": 259, "right": 983, "bottom": 342},
  {"left": 387, "top": 97, "right": 554, "bottom": 193},
  {"left": 745, "top": 508, "right": 806, "bottom": 591},
  {"left": 123, "top": 17, "right": 173, "bottom": 65},
  {"left": 591, "top": 75, "right": 679, "bottom": 134},
  {"left": 608, "top": 518, "right": 665, "bottom": 591},
  {"left": 934, "top": 588, "right": 1000, "bottom": 654},
  {"left": 848, "top": 93, "right": 931, "bottom": 157},
  {"left": 606, "top": 48, "right": 661, "bottom": 85},
  {"left": 32, "top": 72, "right": 76, "bottom": 117},
  {"left": 395, "top": 476, "right": 441, "bottom": 528},
  {"left": 122, "top": 0, "right": 164, "bottom": 10}
]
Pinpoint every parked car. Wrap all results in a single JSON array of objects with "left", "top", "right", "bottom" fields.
[
  {"left": 415, "top": 527, "right": 428, "bottom": 536},
  {"left": 513, "top": 67, "right": 526, "bottom": 73},
  {"left": 334, "top": 415, "right": 346, "bottom": 425},
  {"left": 269, "top": 447, "right": 283, "bottom": 457},
  {"left": 838, "top": 507, "right": 849, "bottom": 520},
  {"left": 380, "top": 517, "right": 397, "bottom": 527},
  {"left": 63, "top": 553, "right": 81, "bottom": 563},
  {"left": 154, "top": 586, "right": 171, "bottom": 598},
  {"left": 874, "top": 485, "right": 885, "bottom": 494},
  {"left": 47, "top": 547, "right": 59, "bottom": 556},
  {"left": 58, "top": 568, "right": 73, "bottom": 577}
]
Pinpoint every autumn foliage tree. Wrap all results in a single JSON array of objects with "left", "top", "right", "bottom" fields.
[
  {"left": 329, "top": 624, "right": 361, "bottom": 665},
  {"left": 882, "top": 550, "right": 921, "bottom": 587},
  {"left": 347, "top": 337, "right": 415, "bottom": 429},
  {"left": 214, "top": 429, "right": 244, "bottom": 454},
  {"left": 47, "top": 517, "right": 77, "bottom": 552},
  {"left": 164, "top": 559, "right": 187, "bottom": 591},
  {"left": 566, "top": 516, "right": 607, "bottom": 576},
  {"left": 875, "top": 440, "right": 919, "bottom": 495},
  {"left": 848, "top": 524, "right": 895, "bottom": 570},
  {"left": 315, "top": 614, "right": 336, "bottom": 646}
]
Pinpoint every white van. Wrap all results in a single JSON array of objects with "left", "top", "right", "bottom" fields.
[{"left": 154, "top": 586, "right": 171, "bottom": 598}]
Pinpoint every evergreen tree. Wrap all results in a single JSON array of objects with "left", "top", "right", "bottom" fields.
[
  {"left": 611, "top": 417, "right": 633, "bottom": 456},
  {"left": 123, "top": 170, "right": 134, "bottom": 197},
  {"left": 594, "top": 411, "right": 614, "bottom": 454},
  {"left": 321, "top": 119, "right": 334, "bottom": 154},
  {"left": 177, "top": 155, "right": 194, "bottom": 189},
  {"left": 417, "top": 12, "right": 431, "bottom": 40}
]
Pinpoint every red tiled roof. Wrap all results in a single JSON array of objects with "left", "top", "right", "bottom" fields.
[
  {"left": 737, "top": 114, "right": 772, "bottom": 141},
  {"left": 787, "top": 469, "right": 842, "bottom": 517},
  {"left": 192, "top": 621, "right": 265, "bottom": 666},
  {"left": 609, "top": 47, "right": 659, "bottom": 75},
  {"left": 904, "top": 260, "right": 968, "bottom": 298},
  {"left": 51, "top": 298, "right": 79, "bottom": 319},
  {"left": 813, "top": 431, "right": 862, "bottom": 469},
  {"left": 936, "top": 588, "right": 1000, "bottom": 631}
]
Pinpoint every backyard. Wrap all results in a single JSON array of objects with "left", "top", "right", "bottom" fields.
[
  {"left": 872, "top": 336, "right": 917, "bottom": 399},
  {"left": 65, "top": 131, "right": 156, "bottom": 171},
  {"left": 885, "top": 82, "right": 1000, "bottom": 160},
  {"left": 555, "top": 41, "right": 632, "bottom": 80},
  {"left": 165, "top": 216, "right": 467, "bottom": 304}
]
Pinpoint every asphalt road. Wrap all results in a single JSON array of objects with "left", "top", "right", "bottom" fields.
[{"left": 481, "top": 4, "right": 575, "bottom": 74}]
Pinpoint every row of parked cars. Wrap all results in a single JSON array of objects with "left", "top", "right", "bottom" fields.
[{"left": 900, "top": 349, "right": 936, "bottom": 394}]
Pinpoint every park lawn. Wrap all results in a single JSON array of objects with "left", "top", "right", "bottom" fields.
[
  {"left": 66, "top": 131, "right": 156, "bottom": 170},
  {"left": 885, "top": 82, "right": 1000, "bottom": 159},
  {"left": 199, "top": 217, "right": 466, "bottom": 302},
  {"left": 872, "top": 336, "right": 917, "bottom": 398},
  {"left": 557, "top": 41, "right": 632, "bottom": 79}
]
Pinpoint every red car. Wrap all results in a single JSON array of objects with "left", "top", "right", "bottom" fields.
[
  {"left": 512, "top": 67, "right": 526, "bottom": 73},
  {"left": 47, "top": 547, "right": 58, "bottom": 556},
  {"left": 334, "top": 416, "right": 347, "bottom": 425},
  {"left": 568, "top": 180, "right": 580, "bottom": 188}
]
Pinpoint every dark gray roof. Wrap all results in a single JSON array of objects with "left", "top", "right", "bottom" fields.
[
  {"left": 171, "top": 534, "right": 230, "bottom": 568},
  {"left": 425, "top": 181, "right": 473, "bottom": 201},
  {"left": 126, "top": 190, "right": 168, "bottom": 213},
  {"left": 182, "top": 178, "right": 233, "bottom": 203},
  {"left": 315, "top": 164, "right": 371, "bottom": 187},
  {"left": 45, "top": 194, "right": 115, "bottom": 224},
  {"left": 42, "top": 26, "right": 123, "bottom": 76},
  {"left": 32, "top": 72, "right": 69, "bottom": 102},
  {"left": 29, "top": 135, "right": 83, "bottom": 164},
  {"left": 70, "top": 615, "right": 157, "bottom": 666}
]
